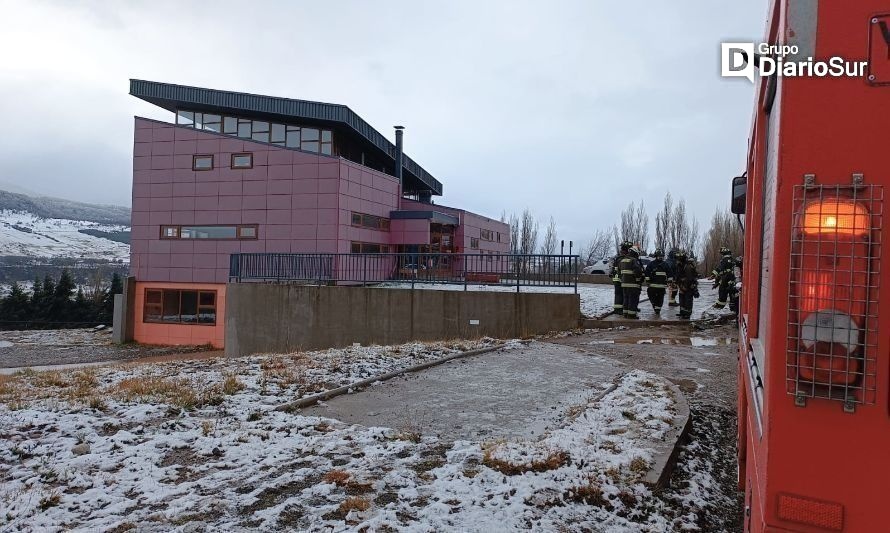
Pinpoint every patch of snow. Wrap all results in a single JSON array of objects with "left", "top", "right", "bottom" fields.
[
  {"left": 0, "top": 209, "right": 129, "bottom": 261},
  {"left": 0, "top": 341, "right": 721, "bottom": 531}
]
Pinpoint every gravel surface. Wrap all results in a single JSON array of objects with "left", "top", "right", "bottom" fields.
[{"left": 0, "top": 328, "right": 216, "bottom": 369}]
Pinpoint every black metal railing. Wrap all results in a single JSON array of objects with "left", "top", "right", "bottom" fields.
[{"left": 229, "top": 252, "right": 579, "bottom": 292}]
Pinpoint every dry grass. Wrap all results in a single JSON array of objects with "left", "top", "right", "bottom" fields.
[
  {"left": 629, "top": 457, "right": 649, "bottom": 474},
  {"left": 323, "top": 470, "right": 373, "bottom": 494},
  {"left": 260, "top": 357, "right": 303, "bottom": 388},
  {"left": 38, "top": 489, "right": 61, "bottom": 510},
  {"left": 112, "top": 376, "right": 222, "bottom": 409},
  {"left": 221, "top": 372, "right": 245, "bottom": 395},
  {"left": 338, "top": 496, "right": 370, "bottom": 514},
  {"left": 33, "top": 371, "right": 68, "bottom": 388},
  {"left": 0, "top": 374, "right": 16, "bottom": 396},
  {"left": 324, "top": 470, "right": 352, "bottom": 486},
  {"left": 565, "top": 477, "right": 611, "bottom": 508},
  {"left": 482, "top": 446, "right": 570, "bottom": 476},
  {"left": 201, "top": 420, "right": 215, "bottom": 437}
]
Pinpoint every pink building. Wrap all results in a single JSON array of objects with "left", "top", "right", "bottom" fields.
[{"left": 128, "top": 80, "right": 509, "bottom": 348}]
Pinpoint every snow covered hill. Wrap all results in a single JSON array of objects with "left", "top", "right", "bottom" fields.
[
  {"left": 0, "top": 210, "right": 130, "bottom": 261},
  {"left": 0, "top": 188, "right": 131, "bottom": 264}
]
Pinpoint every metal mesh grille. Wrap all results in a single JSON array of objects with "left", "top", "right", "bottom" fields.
[{"left": 786, "top": 183, "right": 883, "bottom": 406}]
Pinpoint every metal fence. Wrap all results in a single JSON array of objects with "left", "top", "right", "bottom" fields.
[{"left": 229, "top": 252, "right": 579, "bottom": 292}]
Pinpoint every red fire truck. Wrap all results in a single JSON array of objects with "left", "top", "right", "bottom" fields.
[{"left": 735, "top": 1, "right": 888, "bottom": 531}]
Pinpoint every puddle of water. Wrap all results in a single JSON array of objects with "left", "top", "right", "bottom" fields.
[{"left": 587, "top": 337, "right": 737, "bottom": 347}]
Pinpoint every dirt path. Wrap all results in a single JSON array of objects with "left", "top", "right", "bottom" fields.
[
  {"left": 550, "top": 322, "right": 744, "bottom": 532},
  {"left": 0, "top": 328, "right": 216, "bottom": 369}
]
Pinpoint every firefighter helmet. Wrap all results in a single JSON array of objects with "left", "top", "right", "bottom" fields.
[
  {"left": 653, "top": 248, "right": 665, "bottom": 259},
  {"left": 720, "top": 246, "right": 732, "bottom": 256},
  {"left": 629, "top": 246, "right": 641, "bottom": 257},
  {"left": 620, "top": 240, "right": 633, "bottom": 252}
]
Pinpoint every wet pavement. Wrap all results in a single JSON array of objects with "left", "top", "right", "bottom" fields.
[
  {"left": 600, "top": 284, "right": 724, "bottom": 321},
  {"left": 300, "top": 341, "right": 626, "bottom": 441}
]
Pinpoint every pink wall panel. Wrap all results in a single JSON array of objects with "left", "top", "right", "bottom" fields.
[{"left": 131, "top": 117, "right": 508, "bottom": 292}]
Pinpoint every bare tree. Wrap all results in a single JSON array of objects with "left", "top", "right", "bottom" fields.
[
  {"left": 509, "top": 213, "right": 520, "bottom": 254},
  {"left": 540, "top": 217, "right": 558, "bottom": 255},
  {"left": 83, "top": 268, "right": 106, "bottom": 306},
  {"left": 617, "top": 201, "right": 650, "bottom": 253},
  {"left": 519, "top": 208, "right": 539, "bottom": 256},
  {"left": 655, "top": 192, "right": 673, "bottom": 251},
  {"left": 701, "top": 207, "right": 743, "bottom": 274},
  {"left": 579, "top": 229, "right": 612, "bottom": 264},
  {"left": 687, "top": 216, "right": 702, "bottom": 260}
]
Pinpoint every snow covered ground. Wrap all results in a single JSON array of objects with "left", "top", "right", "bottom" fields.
[
  {"left": 381, "top": 282, "right": 616, "bottom": 318},
  {"left": 0, "top": 210, "right": 129, "bottom": 261},
  {"left": 0, "top": 339, "right": 722, "bottom": 531}
]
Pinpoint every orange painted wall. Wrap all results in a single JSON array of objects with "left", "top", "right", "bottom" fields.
[{"left": 133, "top": 282, "right": 226, "bottom": 348}]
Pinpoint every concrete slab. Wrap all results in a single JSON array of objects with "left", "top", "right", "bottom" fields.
[{"left": 299, "top": 342, "right": 625, "bottom": 442}]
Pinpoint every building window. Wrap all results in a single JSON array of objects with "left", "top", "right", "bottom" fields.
[
  {"left": 175, "top": 109, "right": 334, "bottom": 155},
  {"left": 223, "top": 116, "right": 237, "bottom": 134},
  {"left": 321, "top": 130, "right": 333, "bottom": 155},
  {"left": 176, "top": 111, "right": 194, "bottom": 126},
  {"left": 201, "top": 114, "right": 221, "bottom": 132},
  {"left": 144, "top": 288, "right": 216, "bottom": 325},
  {"left": 192, "top": 155, "right": 213, "bottom": 171},
  {"left": 237, "top": 118, "right": 251, "bottom": 139},
  {"left": 497, "top": 232, "right": 502, "bottom": 243},
  {"left": 480, "top": 229, "right": 494, "bottom": 241},
  {"left": 160, "top": 224, "right": 258, "bottom": 240},
  {"left": 231, "top": 153, "right": 253, "bottom": 169},
  {"left": 251, "top": 121, "right": 270, "bottom": 143},
  {"left": 470, "top": 238, "right": 480, "bottom": 249},
  {"left": 351, "top": 212, "right": 390, "bottom": 231},
  {"left": 270, "top": 123, "right": 286, "bottom": 144},
  {"left": 350, "top": 242, "right": 388, "bottom": 253}
]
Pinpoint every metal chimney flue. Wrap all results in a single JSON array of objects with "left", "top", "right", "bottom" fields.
[{"left": 394, "top": 126, "right": 404, "bottom": 184}]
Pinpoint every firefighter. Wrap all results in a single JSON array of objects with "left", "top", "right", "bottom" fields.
[
  {"left": 644, "top": 248, "right": 673, "bottom": 316},
  {"left": 610, "top": 241, "right": 632, "bottom": 315},
  {"left": 675, "top": 250, "right": 700, "bottom": 319},
  {"left": 729, "top": 255, "right": 743, "bottom": 314},
  {"left": 619, "top": 245, "right": 645, "bottom": 319},
  {"left": 666, "top": 248, "right": 680, "bottom": 307},
  {"left": 711, "top": 246, "right": 736, "bottom": 309}
]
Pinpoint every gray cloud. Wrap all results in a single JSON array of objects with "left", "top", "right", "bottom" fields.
[{"left": 0, "top": 0, "right": 766, "bottom": 246}]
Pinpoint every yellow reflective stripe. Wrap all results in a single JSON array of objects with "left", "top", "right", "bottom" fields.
[
  {"left": 649, "top": 284, "right": 666, "bottom": 288},
  {"left": 621, "top": 283, "right": 640, "bottom": 288}
]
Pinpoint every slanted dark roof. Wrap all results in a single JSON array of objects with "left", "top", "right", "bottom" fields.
[{"left": 129, "top": 79, "right": 442, "bottom": 196}]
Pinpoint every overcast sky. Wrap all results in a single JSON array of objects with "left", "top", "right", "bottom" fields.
[{"left": 0, "top": 0, "right": 766, "bottom": 247}]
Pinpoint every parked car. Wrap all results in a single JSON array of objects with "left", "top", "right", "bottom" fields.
[{"left": 582, "top": 258, "right": 611, "bottom": 275}]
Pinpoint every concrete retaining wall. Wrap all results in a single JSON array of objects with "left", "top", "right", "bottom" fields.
[
  {"left": 578, "top": 274, "right": 612, "bottom": 284},
  {"left": 225, "top": 284, "right": 580, "bottom": 356}
]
